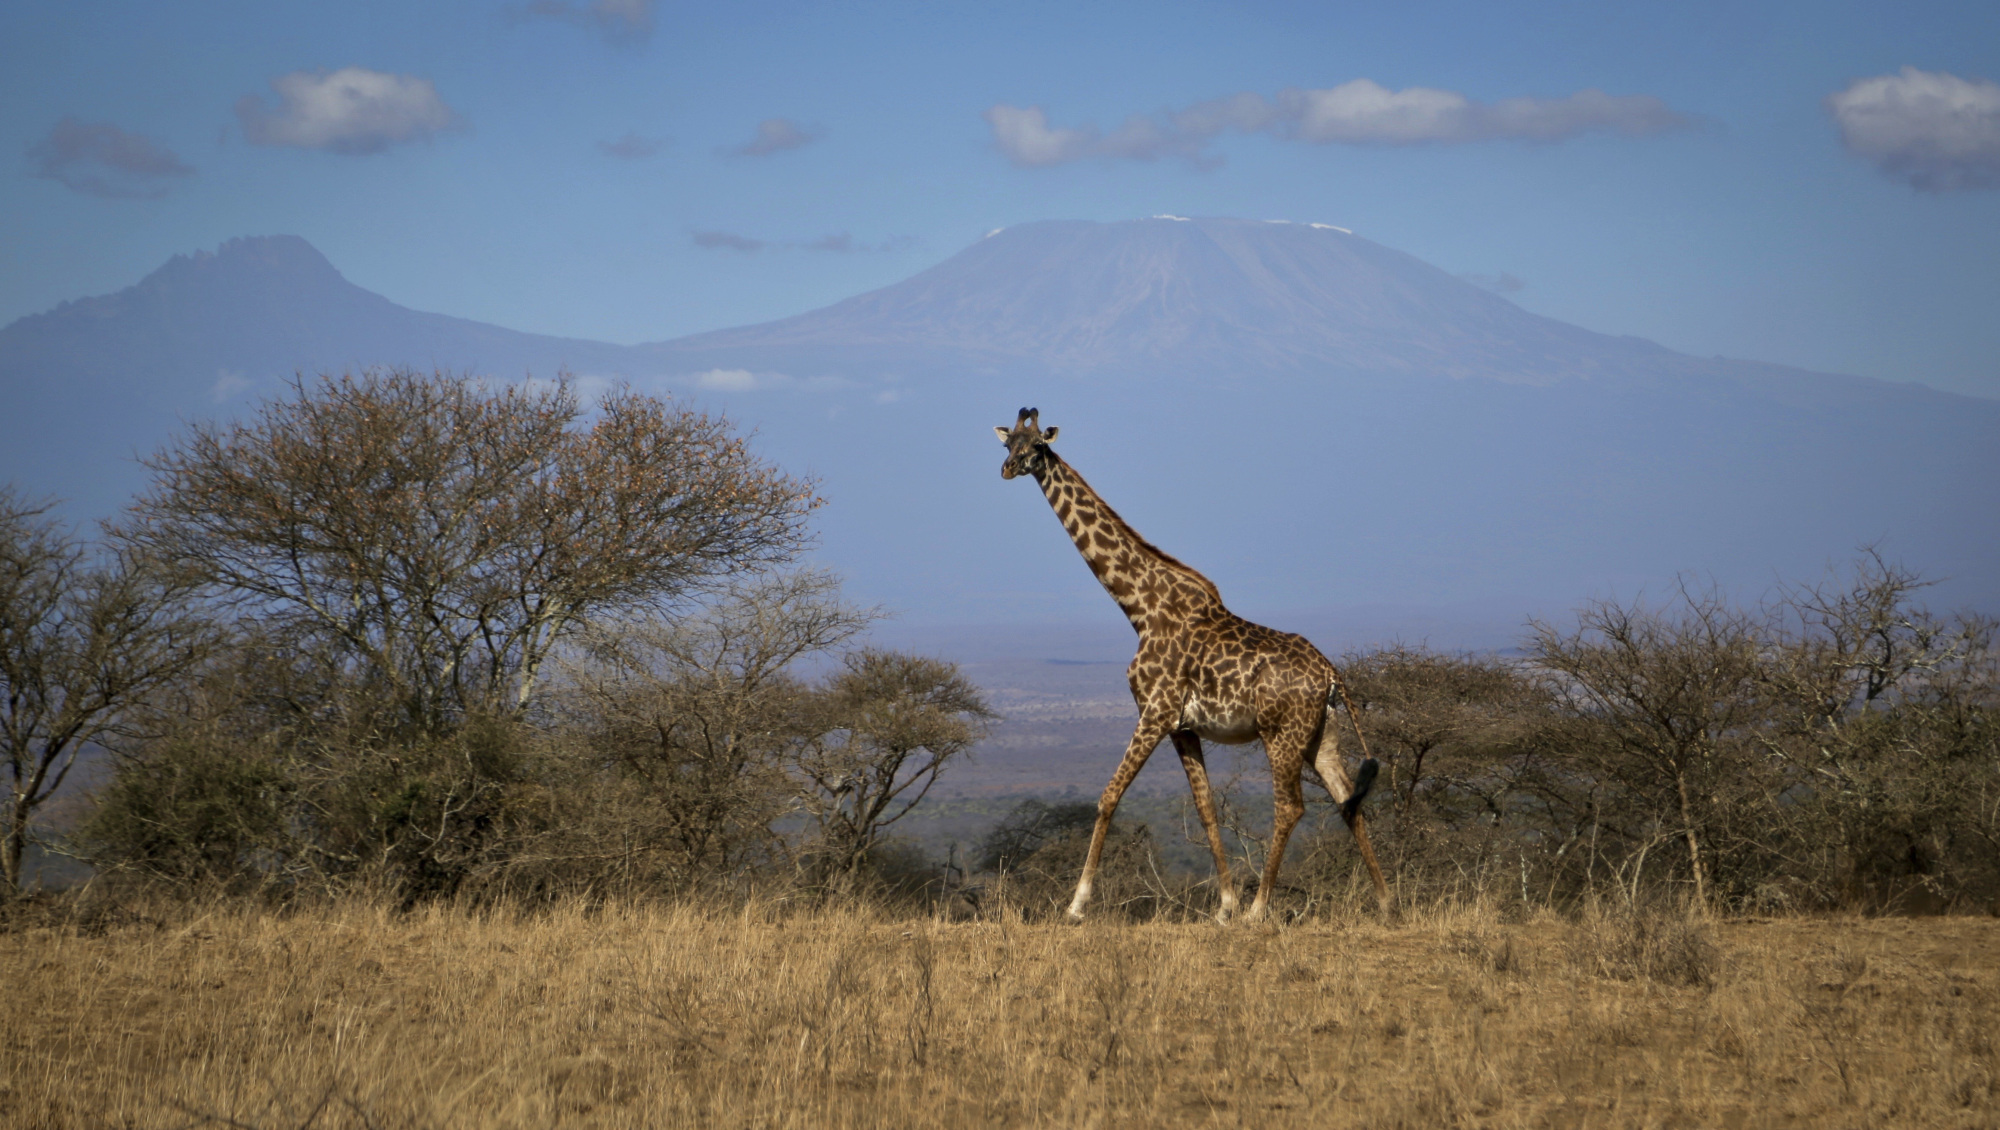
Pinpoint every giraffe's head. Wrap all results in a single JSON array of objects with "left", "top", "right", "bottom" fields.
[{"left": 995, "top": 407, "right": 1060, "bottom": 480}]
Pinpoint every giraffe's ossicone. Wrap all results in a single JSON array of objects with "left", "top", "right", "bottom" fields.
[{"left": 995, "top": 407, "right": 1390, "bottom": 921}]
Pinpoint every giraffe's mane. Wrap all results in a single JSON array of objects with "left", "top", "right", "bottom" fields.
[{"left": 1044, "top": 449, "right": 1226, "bottom": 608}]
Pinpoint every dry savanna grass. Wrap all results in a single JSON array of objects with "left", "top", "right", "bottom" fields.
[{"left": 4, "top": 896, "right": 1997, "bottom": 1128}]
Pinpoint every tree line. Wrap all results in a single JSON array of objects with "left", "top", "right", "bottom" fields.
[
  {"left": 4, "top": 370, "right": 1995, "bottom": 914},
  {"left": 2, "top": 371, "right": 989, "bottom": 904},
  {"left": 1321, "top": 558, "right": 1999, "bottom": 913},
  {"left": 965, "top": 559, "right": 1997, "bottom": 918}
]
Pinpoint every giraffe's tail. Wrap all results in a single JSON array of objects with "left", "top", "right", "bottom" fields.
[
  {"left": 1340, "top": 758, "right": 1379, "bottom": 824},
  {"left": 1322, "top": 675, "right": 1380, "bottom": 825}
]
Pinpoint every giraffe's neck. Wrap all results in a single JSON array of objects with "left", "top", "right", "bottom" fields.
[{"left": 1033, "top": 453, "right": 1225, "bottom": 635}]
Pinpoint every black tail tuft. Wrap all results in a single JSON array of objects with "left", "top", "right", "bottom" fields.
[{"left": 1341, "top": 758, "right": 1379, "bottom": 824}]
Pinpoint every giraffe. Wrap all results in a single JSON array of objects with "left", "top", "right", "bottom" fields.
[{"left": 995, "top": 407, "right": 1390, "bottom": 922}]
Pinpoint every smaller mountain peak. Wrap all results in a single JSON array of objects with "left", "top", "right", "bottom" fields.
[
  {"left": 210, "top": 234, "right": 341, "bottom": 275},
  {"left": 143, "top": 235, "right": 344, "bottom": 290}
]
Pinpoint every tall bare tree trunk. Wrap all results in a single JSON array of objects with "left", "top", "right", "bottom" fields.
[
  {"left": 1675, "top": 769, "right": 1708, "bottom": 909},
  {"left": 3, "top": 796, "right": 27, "bottom": 891}
]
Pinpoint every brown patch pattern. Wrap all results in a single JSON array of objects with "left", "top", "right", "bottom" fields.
[{"left": 997, "top": 408, "right": 1389, "bottom": 921}]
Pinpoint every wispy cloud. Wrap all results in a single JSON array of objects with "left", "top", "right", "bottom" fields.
[
  {"left": 692, "top": 230, "right": 913, "bottom": 254},
  {"left": 983, "top": 105, "right": 1225, "bottom": 167},
  {"left": 690, "top": 368, "right": 852, "bottom": 393},
  {"left": 1280, "top": 82, "right": 1682, "bottom": 144},
  {"left": 692, "top": 230, "right": 766, "bottom": 252},
  {"left": 237, "top": 67, "right": 461, "bottom": 155},
  {"left": 598, "top": 132, "right": 664, "bottom": 159},
  {"left": 518, "top": 0, "right": 654, "bottom": 44},
  {"left": 725, "top": 118, "right": 820, "bottom": 157},
  {"left": 987, "top": 81, "right": 1688, "bottom": 168},
  {"left": 210, "top": 370, "right": 254, "bottom": 402},
  {"left": 28, "top": 117, "right": 193, "bottom": 198},
  {"left": 697, "top": 368, "right": 760, "bottom": 391},
  {"left": 803, "top": 232, "right": 918, "bottom": 253},
  {"left": 1827, "top": 67, "right": 2000, "bottom": 192}
]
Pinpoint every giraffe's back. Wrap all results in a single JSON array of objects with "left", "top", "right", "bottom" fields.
[{"left": 1148, "top": 612, "right": 1334, "bottom": 745}]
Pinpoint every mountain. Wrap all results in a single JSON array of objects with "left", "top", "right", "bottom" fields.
[
  {"left": 640, "top": 218, "right": 2000, "bottom": 625},
  {"left": 0, "top": 235, "right": 639, "bottom": 515},
  {"left": 652, "top": 217, "right": 1694, "bottom": 384},
  {"left": 3, "top": 220, "right": 1996, "bottom": 638}
]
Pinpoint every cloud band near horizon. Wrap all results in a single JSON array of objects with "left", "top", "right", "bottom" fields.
[{"left": 986, "top": 80, "right": 1689, "bottom": 168}]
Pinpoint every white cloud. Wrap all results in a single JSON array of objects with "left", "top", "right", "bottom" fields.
[
  {"left": 1827, "top": 67, "right": 2000, "bottom": 192},
  {"left": 726, "top": 118, "right": 819, "bottom": 157},
  {"left": 985, "top": 104, "right": 1211, "bottom": 167},
  {"left": 984, "top": 105, "right": 1094, "bottom": 167},
  {"left": 28, "top": 117, "right": 193, "bottom": 199},
  {"left": 1280, "top": 81, "right": 1473, "bottom": 143},
  {"left": 210, "top": 371, "right": 253, "bottom": 402},
  {"left": 986, "top": 81, "right": 1686, "bottom": 168},
  {"left": 698, "top": 368, "right": 759, "bottom": 391},
  {"left": 685, "top": 370, "right": 852, "bottom": 395},
  {"left": 237, "top": 67, "right": 461, "bottom": 155}
]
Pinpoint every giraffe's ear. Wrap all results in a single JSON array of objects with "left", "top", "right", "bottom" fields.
[
  {"left": 994, "top": 426, "right": 1011, "bottom": 443},
  {"left": 1041, "top": 425, "right": 1059, "bottom": 443}
]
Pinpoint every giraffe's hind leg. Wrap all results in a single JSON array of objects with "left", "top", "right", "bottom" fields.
[
  {"left": 1171, "top": 730, "right": 1238, "bottom": 922},
  {"left": 1310, "top": 705, "right": 1392, "bottom": 911},
  {"left": 1245, "top": 722, "right": 1311, "bottom": 924},
  {"left": 1068, "top": 712, "right": 1174, "bottom": 920}
]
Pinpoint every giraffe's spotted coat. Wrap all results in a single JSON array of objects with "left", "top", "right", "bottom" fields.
[{"left": 997, "top": 408, "right": 1390, "bottom": 922}]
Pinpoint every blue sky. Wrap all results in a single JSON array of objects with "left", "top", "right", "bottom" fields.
[{"left": 4, "top": 0, "right": 1998, "bottom": 397}]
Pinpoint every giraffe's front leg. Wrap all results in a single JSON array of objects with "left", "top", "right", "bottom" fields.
[
  {"left": 1067, "top": 712, "right": 1175, "bottom": 920},
  {"left": 1171, "top": 730, "right": 1238, "bottom": 922}
]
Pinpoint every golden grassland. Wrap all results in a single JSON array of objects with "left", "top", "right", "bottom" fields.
[{"left": 3, "top": 896, "right": 1997, "bottom": 1128}]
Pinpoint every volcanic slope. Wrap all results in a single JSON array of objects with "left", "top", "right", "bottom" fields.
[
  {"left": 3, "top": 218, "right": 1994, "bottom": 626},
  {"left": 641, "top": 218, "right": 2000, "bottom": 622}
]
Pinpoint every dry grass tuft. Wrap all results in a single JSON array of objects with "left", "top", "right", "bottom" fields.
[{"left": 3, "top": 896, "right": 1996, "bottom": 1128}]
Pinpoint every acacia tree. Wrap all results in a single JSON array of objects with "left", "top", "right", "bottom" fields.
[
  {"left": 1336, "top": 646, "right": 1546, "bottom": 820},
  {"left": 791, "top": 651, "right": 994, "bottom": 890},
  {"left": 553, "top": 571, "right": 874, "bottom": 890},
  {"left": 121, "top": 371, "right": 818, "bottom": 732},
  {"left": 0, "top": 489, "right": 209, "bottom": 891},
  {"left": 1530, "top": 585, "right": 1768, "bottom": 908},
  {"left": 1757, "top": 554, "right": 2000, "bottom": 905}
]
